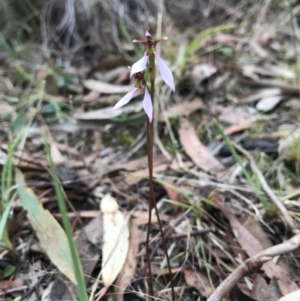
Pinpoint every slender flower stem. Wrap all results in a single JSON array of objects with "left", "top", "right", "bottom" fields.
[
  {"left": 146, "top": 118, "right": 154, "bottom": 298},
  {"left": 145, "top": 53, "right": 175, "bottom": 301}
]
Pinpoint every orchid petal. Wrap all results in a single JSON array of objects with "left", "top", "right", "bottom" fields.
[
  {"left": 143, "top": 88, "right": 153, "bottom": 122},
  {"left": 130, "top": 55, "right": 149, "bottom": 78},
  {"left": 155, "top": 53, "right": 175, "bottom": 92},
  {"left": 145, "top": 31, "right": 152, "bottom": 38},
  {"left": 112, "top": 88, "right": 139, "bottom": 110}
]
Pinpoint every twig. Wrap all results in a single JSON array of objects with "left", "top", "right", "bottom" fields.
[
  {"left": 208, "top": 233, "right": 300, "bottom": 301},
  {"left": 19, "top": 264, "right": 53, "bottom": 301},
  {"left": 232, "top": 142, "right": 297, "bottom": 232}
]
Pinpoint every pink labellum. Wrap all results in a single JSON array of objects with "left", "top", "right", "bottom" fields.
[
  {"left": 143, "top": 88, "right": 153, "bottom": 122},
  {"left": 130, "top": 55, "right": 149, "bottom": 78},
  {"left": 155, "top": 52, "right": 175, "bottom": 92},
  {"left": 112, "top": 88, "right": 139, "bottom": 110}
]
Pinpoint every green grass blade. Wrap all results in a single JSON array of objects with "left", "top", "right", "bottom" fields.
[
  {"left": 213, "top": 119, "right": 267, "bottom": 206},
  {"left": 119, "top": 23, "right": 143, "bottom": 58},
  {"left": 0, "top": 125, "right": 31, "bottom": 249},
  {"left": 42, "top": 133, "right": 88, "bottom": 301},
  {"left": 154, "top": 252, "right": 185, "bottom": 282},
  {"left": 185, "top": 24, "right": 235, "bottom": 57},
  {"left": 0, "top": 196, "right": 15, "bottom": 242}
]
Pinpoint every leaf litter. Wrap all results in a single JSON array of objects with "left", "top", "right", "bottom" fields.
[
  {"left": 100, "top": 194, "right": 129, "bottom": 287},
  {"left": 2, "top": 1, "right": 300, "bottom": 300}
]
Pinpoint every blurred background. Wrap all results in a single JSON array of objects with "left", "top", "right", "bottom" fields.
[{"left": 0, "top": 0, "right": 257, "bottom": 65}]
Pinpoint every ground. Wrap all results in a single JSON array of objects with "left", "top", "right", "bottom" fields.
[{"left": 1, "top": 1, "right": 300, "bottom": 301}]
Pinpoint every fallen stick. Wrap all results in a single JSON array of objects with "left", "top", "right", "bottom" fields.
[{"left": 207, "top": 233, "right": 300, "bottom": 301}]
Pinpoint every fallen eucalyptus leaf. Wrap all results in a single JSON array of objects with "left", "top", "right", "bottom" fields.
[
  {"left": 15, "top": 168, "right": 76, "bottom": 284},
  {"left": 101, "top": 194, "right": 130, "bottom": 287},
  {"left": 83, "top": 79, "right": 133, "bottom": 94},
  {"left": 256, "top": 96, "right": 282, "bottom": 112}
]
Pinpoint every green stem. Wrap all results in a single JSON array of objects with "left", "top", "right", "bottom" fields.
[
  {"left": 146, "top": 53, "right": 175, "bottom": 301},
  {"left": 44, "top": 137, "right": 87, "bottom": 301}
]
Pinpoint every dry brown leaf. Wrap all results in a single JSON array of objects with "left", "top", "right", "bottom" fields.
[
  {"left": 74, "top": 101, "right": 143, "bottom": 120},
  {"left": 50, "top": 216, "right": 102, "bottom": 300},
  {"left": 249, "top": 42, "right": 269, "bottom": 58},
  {"left": 162, "top": 183, "right": 185, "bottom": 215},
  {"left": 122, "top": 161, "right": 192, "bottom": 186},
  {"left": 53, "top": 211, "right": 101, "bottom": 218},
  {"left": 213, "top": 196, "right": 299, "bottom": 295},
  {"left": 242, "top": 64, "right": 295, "bottom": 80},
  {"left": 101, "top": 194, "right": 130, "bottom": 287},
  {"left": 178, "top": 118, "right": 226, "bottom": 178},
  {"left": 260, "top": 31, "right": 276, "bottom": 45},
  {"left": 133, "top": 211, "right": 172, "bottom": 225},
  {"left": 251, "top": 275, "right": 282, "bottom": 301},
  {"left": 242, "top": 65, "right": 261, "bottom": 81},
  {"left": 278, "top": 289, "right": 300, "bottom": 301},
  {"left": 241, "top": 88, "right": 281, "bottom": 104},
  {"left": 192, "top": 64, "right": 217, "bottom": 83},
  {"left": 214, "top": 33, "right": 237, "bottom": 44},
  {"left": 45, "top": 134, "right": 66, "bottom": 165},
  {"left": 225, "top": 229, "right": 247, "bottom": 261},
  {"left": 157, "top": 97, "right": 203, "bottom": 122},
  {"left": 0, "top": 278, "right": 23, "bottom": 290},
  {"left": 83, "top": 79, "right": 133, "bottom": 94},
  {"left": 115, "top": 68, "right": 131, "bottom": 84},
  {"left": 0, "top": 100, "right": 14, "bottom": 116},
  {"left": 183, "top": 269, "right": 213, "bottom": 297},
  {"left": 83, "top": 90, "right": 100, "bottom": 102},
  {"left": 88, "top": 57, "right": 131, "bottom": 74},
  {"left": 120, "top": 159, "right": 193, "bottom": 187},
  {"left": 263, "top": 65, "right": 295, "bottom": 79},
  {"left": 35, "top": 65, "right": 48, "bottom": 83},
  {"left": 216, "top": 120, "right": 254, "bottom": 139},
  {"left": 210, "top": 105, "right": 256, "bottom": 125},
  {"left": 114, "top": 219, "right": 140, "bottom": 301},
  {"left": 239, "top": 78, "right": 299, "bottom": 95},
  {"left": 106, "top": 154, "right": 169, "bottom": 173}
]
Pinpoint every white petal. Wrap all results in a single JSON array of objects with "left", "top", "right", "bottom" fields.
[
  {"left": 143, "top": 88, "right": 153, "bottom": 122},
  {"left": 155, "top": 53, "right": 175, "bottom": 92},
  {"left": 130, "top": 56, "right": 149, "bottom": 78},
  {"left": 112, "top": 88, "right": 139, "bottom": 110}
]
